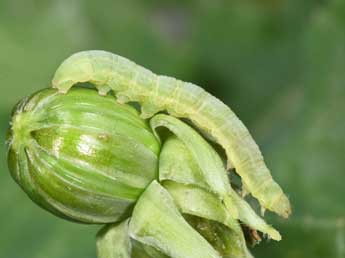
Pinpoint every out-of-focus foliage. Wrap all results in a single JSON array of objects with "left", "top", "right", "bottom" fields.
[{"left": 0, "top": 0, "right": 344, "bottom": 258}]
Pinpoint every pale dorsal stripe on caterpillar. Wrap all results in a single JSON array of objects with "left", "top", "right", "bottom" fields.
[{"left": 52, "top": 50, "right": 291, "bottom": 218}]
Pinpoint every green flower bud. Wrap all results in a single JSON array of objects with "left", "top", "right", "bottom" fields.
[{"left": 6, "top": 88, "right": 160, "bottom": 223}]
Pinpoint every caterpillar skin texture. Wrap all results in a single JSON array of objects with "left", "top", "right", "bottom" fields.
[{"left": 52, "top": 50, "right": 291, "bottom": 218}]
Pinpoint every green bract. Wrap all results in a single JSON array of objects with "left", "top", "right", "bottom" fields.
[{"left": 6, "top": 88, "right": 160, "bottom": 223}]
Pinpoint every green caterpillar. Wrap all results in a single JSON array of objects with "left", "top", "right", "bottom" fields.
[{"left": 52, "top": 50, "right": 291, "bottom": 218}]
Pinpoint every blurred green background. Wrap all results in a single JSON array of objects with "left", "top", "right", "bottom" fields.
[{"left": 1, "top": 0, "right": 344, "bottom": 257}]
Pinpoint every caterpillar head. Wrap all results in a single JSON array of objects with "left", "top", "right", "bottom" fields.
[{"left": 52, "top": 52, "right": 93, "bottom": 93}]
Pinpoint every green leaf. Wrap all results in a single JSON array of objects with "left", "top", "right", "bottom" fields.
[
  {"left": 150, "top": 114, "right": 233, "bottom": 208},
  {"left": 156, "top": 121, "right": 281, "bottom": 240},
  {"left": 96, "top": 219, "right": 132, "bottom": 258},
  {"left": 129, "top": 180, "right": 221, "bottom": 258},
  {"left": 163, "top": 181, "right": 252, "bottom": 258}
]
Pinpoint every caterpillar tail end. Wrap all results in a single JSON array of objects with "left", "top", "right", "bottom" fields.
[
  {"left": 246, "top": 179, "right": 291, "bottom": 219},
  {"left": 270, "top": 193, "right": 292, "bottom": 219},
  {"left": 278, "top": 195, "right": 292, "bottom": 219}
]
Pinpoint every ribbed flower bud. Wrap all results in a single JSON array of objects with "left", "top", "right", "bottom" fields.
[{"left": 6, "top": 88, "right": 160, "bottom": 223}]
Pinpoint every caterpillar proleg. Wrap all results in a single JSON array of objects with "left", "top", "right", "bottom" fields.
[{"left": 52, "top": 50, "right": 291, "bottom": 218}]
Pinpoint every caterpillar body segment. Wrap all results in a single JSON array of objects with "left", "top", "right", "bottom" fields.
[{"left": 52, "top": 50, "right": 291, "bottom": 218}]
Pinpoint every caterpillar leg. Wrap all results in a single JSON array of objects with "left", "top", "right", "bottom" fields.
[
  {"left": 95, "top": 84, "right": 111, "bottom": 96},
  {"left": 52, "top": 80, "right": 74, "bottom": 94},
  {"left": 140, "top": 101, "right": 161, "bottom": 119}
]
